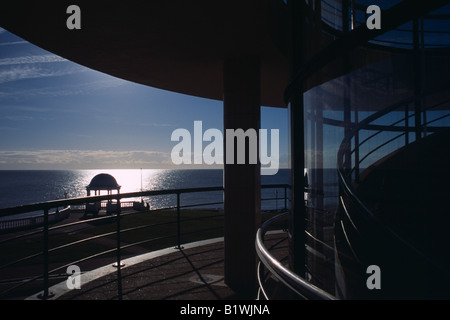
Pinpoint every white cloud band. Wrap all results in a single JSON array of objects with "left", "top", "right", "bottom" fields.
[{"left": 0, "top": 149, "right": 172, "bottom": 170}]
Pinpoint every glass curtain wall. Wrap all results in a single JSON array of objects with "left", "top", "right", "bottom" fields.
[{"left": 288, "top": 0, "right": 450, "bottom": 299}]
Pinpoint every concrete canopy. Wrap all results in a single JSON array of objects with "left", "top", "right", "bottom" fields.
[
  {"left": 0, "top": 0, "right": 290, "bottom": 107},
  {"left": 87, "top": 173, "right": 121, "bottom": 191}
]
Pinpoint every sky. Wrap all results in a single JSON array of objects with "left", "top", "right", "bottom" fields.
[{"left": 0, "top": 27, "right": 289, "bottom": 170}]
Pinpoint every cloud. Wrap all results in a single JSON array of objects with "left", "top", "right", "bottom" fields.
[
  {"left": 0, "top": 63, "right": 83, "bottom": 84},
  {"left": 0, "top": 54, "right": 67, "bottom": 66},
  {"left": 0, "top": 105, "right": 52, "bottom": 113},
  {"left": 0, "top": 52, "right": 85, "bottom": 85},
  {"left": 0, "top": 41, "right": 28, "bottom": 47},
  {"left": 0, "top": 149, "right": 173, "bottom": 170},
  {"left": 0, "top": 76, "right": 125, "bottom": 98},
  {"left": 0, "top": 115, "right": 33, "bottom": 121}
]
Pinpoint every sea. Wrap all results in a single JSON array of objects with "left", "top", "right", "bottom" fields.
[
  {"left": 0, "top": 169, "right": 290, "bottom": 220},
  {"left": 0, "top": 168, "right": 339, "bottom": 220}
]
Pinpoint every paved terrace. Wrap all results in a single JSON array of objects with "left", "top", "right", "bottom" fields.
[{"left": 22, "top": 226, "right": 288, "bottom": 300}]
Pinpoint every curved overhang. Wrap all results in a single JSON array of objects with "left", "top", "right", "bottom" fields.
[
  {"left": 0, "top": 0, "right": 290, "bottom": 108},
  {"left": 87, "top": 173, "right": 121, "bottom": 191}
]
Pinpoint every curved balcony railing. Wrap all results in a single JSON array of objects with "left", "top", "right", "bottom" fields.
[
  {"left": 0, "top": 184, "right": 289, "bottom": 300},
  {"left": 270, "top": 0, "right": 450, "bottom": 300},
  {"left": 335, "top": 91, "right": 450, "bottom": 295},
  {"left": 255, "top": 211, "right": 337, "bottom": 300},
  {"left": 314, "top": 0, "right": 450, "bottom": 49},
  {"left": 284, "top": 1, "right": 450, "bottom": 104}
]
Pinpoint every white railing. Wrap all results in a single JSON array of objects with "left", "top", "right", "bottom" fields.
[
  {"left": 0, "top": 207, "right": 70, "bottom": 233},
  {"left": 68, "top": 201, "right": 141, "bottom": 211}
]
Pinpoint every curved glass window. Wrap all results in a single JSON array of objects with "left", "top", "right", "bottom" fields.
[{"left": 289, "top": 1, "right": 450, "bottom": 299}]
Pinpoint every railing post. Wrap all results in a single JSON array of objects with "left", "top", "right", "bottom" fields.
[
  {"left": 284, "top": 187, "right": 287, "bottom": 211},
  {"left": 354, "top": 112, "right": 360, "bottom": 183},
  {"left": 175, "top": 192, "right": 183, "bottom": 250},
  {"left": 115, "top": 197, "right": 123, "bottom": 300},
  {"left": 38, "top": 208, "right": 53, "bottom": 299},
  {"left": 276, "top": 189, "right": 278, "bottom": 211},
  {"left": 405, "top": 104, "right": 409, "bottom": 145},
  {"left": 413, "top": 17, "right": 423, "bottom": 141}
]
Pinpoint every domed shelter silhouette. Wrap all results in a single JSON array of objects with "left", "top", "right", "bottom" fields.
[{"left": 86, "top": 173, "right": 121, "bottom": 196}]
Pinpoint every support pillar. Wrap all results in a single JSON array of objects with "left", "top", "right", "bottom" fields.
[
  {"left": 223, "top": 56, "right": 261, "bottom": 297},
  {"left": 287, "top": 0, "right": 307, "bottom": 278},
  {"left": 413, "top": 18, "right": 423, "bottom": 141}
]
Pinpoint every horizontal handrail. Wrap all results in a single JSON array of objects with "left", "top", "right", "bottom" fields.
[
  {"left": 337, "top": 165, "right": 450, "bottom": 276},
  {"left": 285, "top": 0, "right": 450, "bottom": 104},
  {"left": 0, "top": 208, "right": 70, "bottom": 233},
  {"left": 334, "top": 91, "right": 450, "bottom": 174},
  {"left": 335, "top": 86, "right": 450, "bottom": 274},
  {"left": 0, "top": 184, "right": 291, "bottom": 218},
  {"left": 317, "top": 0, "right": 450, "bottom": 44},
  {"left": 0, "top": 186, "right": 225, "bottom": 218},
  {"left": 0, "top": 184, "right": 289, "bottom": 299},
  {"left": 255, "top": 211, "right": 337, "bottom": 300}
]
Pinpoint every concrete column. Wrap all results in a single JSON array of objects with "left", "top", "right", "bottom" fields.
[
  {"left": 288, "top": 0, "right": 307, "bottom": 277},
  {"left": 223, "top": 56, "right": 261, "bottom": 297}
]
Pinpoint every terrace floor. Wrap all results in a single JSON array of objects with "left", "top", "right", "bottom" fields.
[{"left": 25, "top": 232, "right": 288, "bottom": 300}]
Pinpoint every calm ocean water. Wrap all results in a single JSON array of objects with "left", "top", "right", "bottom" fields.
[
  {"left": 0, "top": 169, "right": 296, "bottom": 220},
  {"left": 0, "top": 168, "right": 339, "bottom": 220}
]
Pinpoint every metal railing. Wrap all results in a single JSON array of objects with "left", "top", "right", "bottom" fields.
[
  {"left": 0, "top": 184, "right": 289, "bottom": 300},
  {"left": 337, "top": 94, "right": 450, "bottom": 182},
  {"left": 261, "top": 97, "right": 450, "bottom": 300},
  {"left": 255, "top": 211, "right": 337, "bottom": 300},
  {"left": 0, "top": 208, "right": 70, "bottom": 233},
  {"left": 285, "top": 1, "right": 450, "bottom": 104},
  {"left": 275, "top": 0, "right": 450, "bottom": 300},
  {"left": 316, "top": 0, "right": 450, "bottom": 49},
  {"left": 335, "top": 92, "right": 450, "bottom": 293}
]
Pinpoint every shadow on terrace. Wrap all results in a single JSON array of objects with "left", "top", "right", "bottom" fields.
[{"left": 0, "top": 184, "right": 289, "bottom": 300}]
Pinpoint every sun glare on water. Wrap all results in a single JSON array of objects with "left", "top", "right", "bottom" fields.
[{"left": 79, "top": 169, "right": 165, "bottom": 196}]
